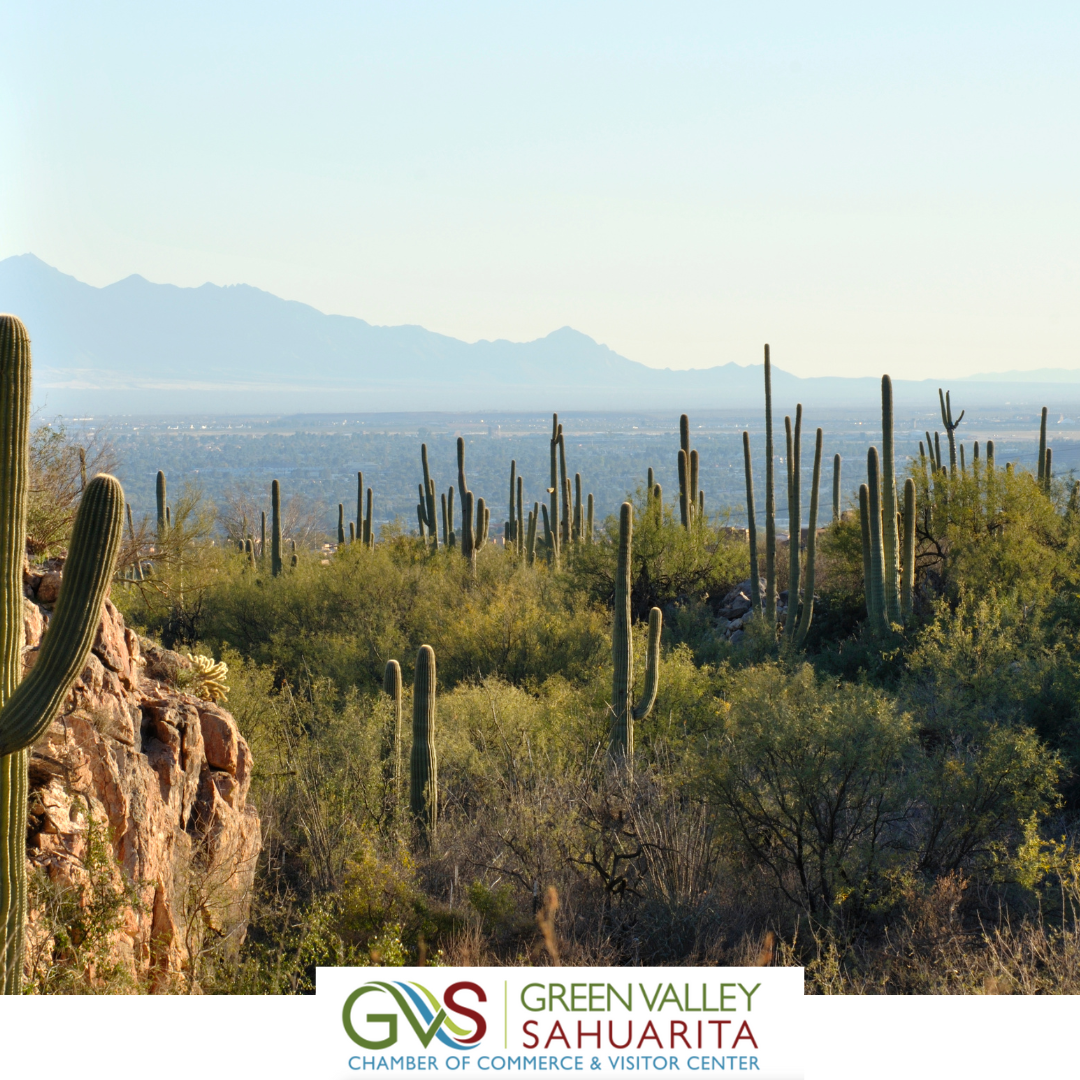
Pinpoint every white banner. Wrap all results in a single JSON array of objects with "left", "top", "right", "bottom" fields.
[{"left": 316, "top": 966, "right": 805, "bottom": 1079}]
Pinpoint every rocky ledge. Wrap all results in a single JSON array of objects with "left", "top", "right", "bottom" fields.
[{"left": 22, "top": 559, "right": 260, "bottom": 990}]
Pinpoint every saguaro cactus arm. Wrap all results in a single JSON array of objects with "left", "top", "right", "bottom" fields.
[{"left": 631, "top": 608, "right": 662, "bottom": 721}]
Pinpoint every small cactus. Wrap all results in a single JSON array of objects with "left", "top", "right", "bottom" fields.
[{"left": 186, "top": 654, "right": 229, "bottom": 702}]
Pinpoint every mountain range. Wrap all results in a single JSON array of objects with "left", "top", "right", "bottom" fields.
[{"left": 2, "top": 253, "right": 1078, "bottom": 416}]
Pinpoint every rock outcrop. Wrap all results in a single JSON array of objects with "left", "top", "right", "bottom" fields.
[{"left": 22, "top": 560, "right": 260, "bottom": 990}]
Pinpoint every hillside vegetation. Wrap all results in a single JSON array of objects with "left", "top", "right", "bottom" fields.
[{"left": 52, "top": 390, "right": 1080, "bottom": 994}]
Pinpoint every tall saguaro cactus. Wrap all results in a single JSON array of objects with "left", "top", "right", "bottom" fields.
[
  {"left": 881, "top": 376, "right": 901, "bottom": 623},
  {"left": 785, "top": 407, "right": 802, "bottom": 643},
  {"left": 742, "top": 431, "right": 760, "bottom": 616},
  {"left": 1038, "top": 407, "right": 1048, "bottom": 483},
  {"left": 901, "top": 477, "right": 916, "bottom": 618},
  {"left": 271, "top": 479, "right": 282, "bottom": 577},
  {"left": 383, "top": 660, "right": 403, "bottom": 815},
  {"left": 763, "top": 346, "right": 777, "bottom": 626},
  {"left": 1, "top": 314, "right": 125, "bottom": 994},
  {"left": 409, "top": 645, "right": 438, "bottom": 841},
  {"left": 548, "top": 415, "right": 560, "bottom": 565},
  {"left": 794, "top": 428, "right": 824, "bottom": 648},
  {"left": 832, "top": 454, "right": 842, "bottom": 523},
  {"left": 938, "top": 388, "right": 964, "bottom": 476},
  {"left": 866, "top": 447, "right": 889, "bottom": 635},
  {"left": 609, "top": 503, "right": 662, "bottom": 764},
  {"left": 156, "top": 470, "right": 167, "bottom": 543},
  {"left": 420, "top": 445, "right": 438, "bottom": 549}
]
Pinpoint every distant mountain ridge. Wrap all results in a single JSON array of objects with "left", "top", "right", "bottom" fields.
[{"left": 3, "top": 253, "right": 1078, "bottom": 415}]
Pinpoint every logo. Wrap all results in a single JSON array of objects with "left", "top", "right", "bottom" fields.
[{"left": 342, "top": 980, "right": 488, "bottom": 1050}]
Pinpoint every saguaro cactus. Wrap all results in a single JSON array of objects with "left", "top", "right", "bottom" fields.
[
  {"left": 156, "top": 470, "right": 167, "bottom": 542},
  {"left": 785, "top": 407, "right": 802, "bottom": 643},
  {"left": 527, "top": 502, "right": 538, "bottom": 565},
  {"left": 832, "top": 454, "right": 841, "bottom": 523},
  {"left": 764, "top": 346, "right": 777, "bottom": 625},
  {"left": 548, "top": 415, "right": 560, "bottom": 565},
  {"left": 271, "top": 479, "right": 282, "bottom": 577},
  {"left": 364, "top": 488, "right": 374, "bottom": 549},
  {"left": 409, "top": 645, "right": 438, "bottom": 840},
  {"left": 901, "top": 477, "right": 916, "bottom": 618},
  {"left": 1038, "top": 407, "right": 1048, "bottom": 483},
  {"left": 383, "top": 660, "right": 403, "bottom": 815},
  {"left": 126, "top": 503, "right": 143, "bottom": 582},
  {"left": 357, "top": 472, "right": 364, "bottom": 542},
  {"left": 609, "top": 503, "right": 662, "bottom": 764},
  {"left": 866, "top": 447, "right": 889, "bottom": 635},
  {"left": 507, "top": 460, "right": 518, "bottom": 548},
  {"left": 859, "top": 483, "right": 873, "bottom": 624},
  {"left": 678, "top": 414, "right": 692, "bottom": 528},
  {"left": 0, "top": 314, "right": 124, "bottom": 994},
  {"left": 794, "top": 428, "right": 823, "bottom": 649},
  {"left": 337, "top": 504, "right": 345, "bottom": 546},
  {"left": 881, "top": 376, "right": 901, "bottom": 623},
  {"left": 742, "top": 431, "right": 760, "bottom": 616},
  {"left": 516, "top": 475, "right": 525, "bottom": 555},
  {"left": 419, "top": 445, "right": 438, "bottom": 549},
  {"left": 586, "top": 493, "right": 594, "bottom": 543},
  {"left": 938, "top": 388, "right": 965, "bottom": 476}
]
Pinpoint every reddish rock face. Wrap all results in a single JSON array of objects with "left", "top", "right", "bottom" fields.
[{"left": 24, "top": 570, "right": 261, "bottom": 991}]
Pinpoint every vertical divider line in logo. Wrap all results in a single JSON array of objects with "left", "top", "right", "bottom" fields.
[{"left": 504, "top": 981, "right": 508, "bottom": 1049}]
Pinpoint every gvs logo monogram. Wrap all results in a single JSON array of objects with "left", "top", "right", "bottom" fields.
[{"left": 343, "top": 980, "right": 488, "bottom": 1050}]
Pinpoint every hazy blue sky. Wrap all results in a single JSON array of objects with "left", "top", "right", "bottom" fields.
[{"left": 1, "top": 3, "right": 1078, "bottom": 378}]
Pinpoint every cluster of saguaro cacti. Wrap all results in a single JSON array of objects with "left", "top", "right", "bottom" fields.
[
  {"left": 409, "top": 645, "right": 438, "bottom": 841},
  {"left": 1037, "top": 406, "right": 1053, "bottom": 492},
  {"left": 677, "top": 414, "right": 704, "bottom": 528},
  {"left": 860, "top": 375, "right": 917, "bottom": 632},
  {"left": 609, "top": 503, "right": 662, "bottom": 763},
  {"left": 357, "top": 471, "right": 374, "bottom": 548},
  {"left": 0, "top": 314, "right": 125, "bottom": 994},
  {"left": 740, "top": 345, "right": 825, "bottom": 645},
  {"left": 538, "top": 415, "right": 592, "bottom": 564},
  {"left": 455, "top": 437, "right": 489, "bottom": 571}
]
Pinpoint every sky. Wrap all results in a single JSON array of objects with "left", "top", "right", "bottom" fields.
[{"left": 1, "top": 2, "right": 1078, "bottom": 379}]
